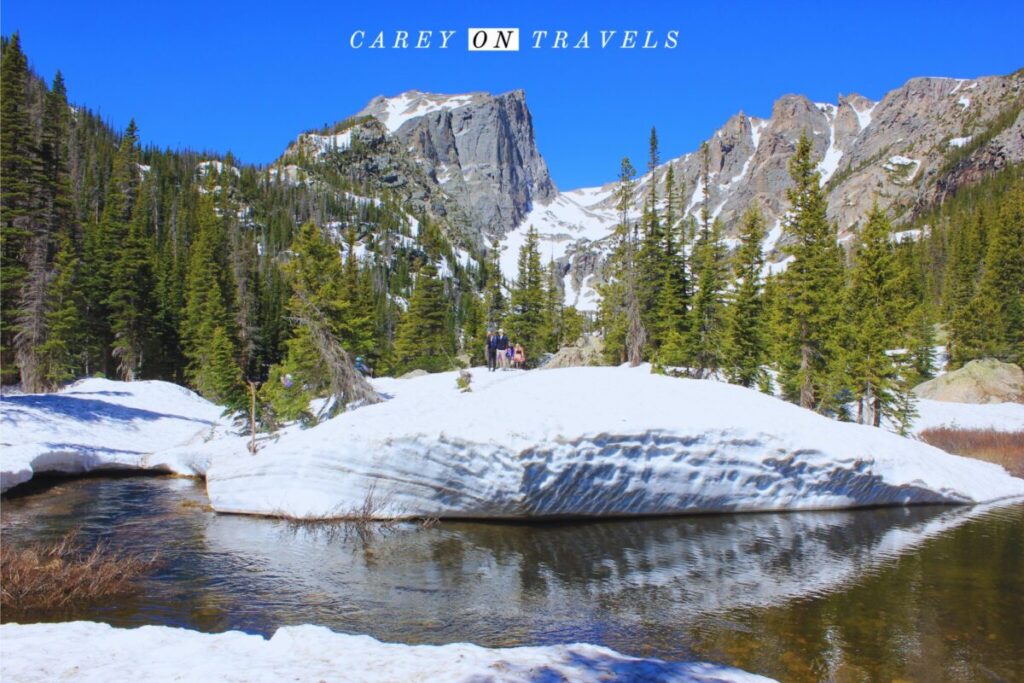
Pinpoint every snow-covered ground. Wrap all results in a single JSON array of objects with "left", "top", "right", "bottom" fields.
[
  {"left": 4, "top": 369, "right": 1021, "bottom": 514},
  {"left": 0, "top": 378, "right": 226, "bottom": 493},
  {"left": 203, "top": 366, "right": 1024, "bottom": 519},
  {"left": 0, "top": 622, "right": 775, "bottom": 683},
  {"left": 912, "top": 398, "right": 1024, "bottom": 434}
]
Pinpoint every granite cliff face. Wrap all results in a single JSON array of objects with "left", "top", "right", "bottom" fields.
[{"left": 359, "top": 90, "right": 556, "bottom": 239}]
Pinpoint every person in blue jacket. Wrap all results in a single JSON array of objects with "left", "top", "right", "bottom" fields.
[
  {"left": 495, "top": 329, "right": 511, "bottom": 370},
  {"left": 486, "top": 331, "right": 498, "bottom": 372}
]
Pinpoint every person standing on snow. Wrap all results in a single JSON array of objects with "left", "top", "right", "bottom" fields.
[
  {"left": 486, "top": 331, "right": 498, "bottom": 372},
  {"left": 495, "top": 329, "right": 510, "bottom": 370},
  {"left": 513, "top": 343, "right": 526, "bottom": 370}
]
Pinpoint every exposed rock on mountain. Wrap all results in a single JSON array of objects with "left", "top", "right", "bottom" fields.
[
  {"left": 359, "top": 90, "right": 556, "bottom": 239},
  {"left": 512, "top": 71, "right": 1024, "bottom": 307},
  {"left": 270, "top": 71, "right": 1022, "bottom": 308}
]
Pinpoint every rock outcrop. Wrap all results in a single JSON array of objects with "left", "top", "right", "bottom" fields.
[
  {"left": 542, "top": 334, "right": 605, "bottom": 369},
  {"left": 360, "top": 90, "right": 556, "bottom": 239},
  {"left": 913, "top": 359, "right": 1024, "bottom": 404}
]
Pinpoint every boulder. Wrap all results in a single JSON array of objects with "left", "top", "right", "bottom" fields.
[
  {"left": 541, "top": 335, "right": 605, "bottom": 369},
  {"left": 913, "top": 359, "right": 1024, "bottom": 404}
]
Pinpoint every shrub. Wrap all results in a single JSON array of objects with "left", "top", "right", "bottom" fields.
[
  {"left": 919, "top": 427, "right": 1024, "bottom": 477},
  {"left": 1, "top": 530, "right": 157, "bottom": 611}
]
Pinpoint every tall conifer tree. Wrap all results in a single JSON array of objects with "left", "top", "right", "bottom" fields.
[
  {"left": 775, "top": 133, "right": 845, "bottom": 411},
  {"left": 724, "top": 207, "right": 767, "bottom": 387}
]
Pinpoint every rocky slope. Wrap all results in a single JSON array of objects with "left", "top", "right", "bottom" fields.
[
  {"left": 516, "top": 72, "right": 1024, "bottom": 308},
  {"left": 359, "top": 90, "right": 556, "bottom": 239},
  {"left": 270, "top": 71, "right": 1023, "bottom": 308}
]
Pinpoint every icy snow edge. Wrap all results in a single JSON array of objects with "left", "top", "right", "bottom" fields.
[
  {"left": 0, "top": 378, "right": 226, "bottom": 493},
  {"left": 205, "top": 367, "right": 1024, "bottom": 519},
  {"left": 0, "top": 621, "right": 776, "bottom": 683}
]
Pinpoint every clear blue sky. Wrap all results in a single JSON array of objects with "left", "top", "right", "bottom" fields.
[{"left": 3, "top": 0, "right": 1022, "bottom": 189}]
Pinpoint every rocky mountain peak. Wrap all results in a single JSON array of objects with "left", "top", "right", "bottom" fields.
[{"left": 357, "top": 89, "right": 556, "bottom": 237}]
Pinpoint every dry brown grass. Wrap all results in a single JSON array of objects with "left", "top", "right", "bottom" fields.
[
  {"left": 0, "top": 530, "right": 158, "bottom": 611},
  {"left": 919, "top": 427, "right": 1024, "bottom": 477}
]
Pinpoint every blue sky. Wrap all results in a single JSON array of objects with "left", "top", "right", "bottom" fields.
[{"left": 3, "top": 1, "right": 1022, "bottom": 189}]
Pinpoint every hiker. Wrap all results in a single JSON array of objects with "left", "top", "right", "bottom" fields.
[
  {"left": 495, "top": 329, "right": 510, "bottom": 370},
  {"left": 354, "top": 356, "right": 372, "bottom": 377},
  {"left": 486, "top": 331, "right": 498, "bottom": 372},
  {"left": 513, "top": 343, "right": 526, "bottom": 369}
]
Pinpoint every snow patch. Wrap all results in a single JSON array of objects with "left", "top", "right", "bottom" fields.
[
  {"left": 0, "top": 379, "right": 227, "bottom": 493},
  {"left": 373, "top": 92, "right": 477, "bottom": 133},
  {"left": 816, "top": 105, "right": 843, "bottom": 186},
  {"left": 851, "top": 101, "right": 877, "bottom": 131},
  {"left": 912, "top": 399, "right": 1024, "bottom": 435},
  {"left": 890, "top": 229, "right": 922, "bottom": 243},
  {"left": 750, "top": 118, "right": 770, "bottom": 150},
  {"left": 196, "top": 160, "right": 240, "bottom": 178},
  {"left": 0, "top": 622, "right": 776, "bottom": 683},
  {"left": 948, "top": 136, "right": 972, "bottom": 148}
]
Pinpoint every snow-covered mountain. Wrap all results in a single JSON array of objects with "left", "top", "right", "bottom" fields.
[
  {"left": 506, "top": 72, "right": 1023, "bottom": 308},
  {"left": 272, "top": 71, "right": 1023, "bottom": 308}
]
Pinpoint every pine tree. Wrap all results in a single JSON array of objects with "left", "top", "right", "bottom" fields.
[
  {"left": 775, "top": 133, "right": 845, "bottom": 411},
  {"left": 683, "top": 147, "right": 729, "bottom": 377},
  {"left": 483, "top": 249, "right": 507, "bottom": 328},
  {"left": 541, "top": 259, "right": 564, "bottom": 350},
  {"left": 260, "top": 326, "right": 324, "bottom": 425},
  {"left": 393, "top": 262, "right": 456, "bottom": 373},
  {"left": 724, "top": 206, "right": 767, "bottom": 387},
  {"left": 509, "top": 225, "right": 546, "bottom": 358},
  {"left": 338, "top": 227, "right": 375, "bottom": 357},
  {"left": 684, "top": 218, "right": 729, "bottom": 376},
  {"left": 11, "top": 71, "right": 79, "bottom": 390},
  {"left": 37, "top": 233, "right": 84, "bottom": 386},
  {"left": 844, "top": 204, "right": 913, "bottom": 427},
  {"left": 959, "top": 180, "right": 1024, "bottom": 363},
  {"left": 82, "top": 119, "right": 141, "bottom": 376},
  {"left": 638, "top": 127, "right": 664, "bottom": 333},
  {"left": 461, "top": 287, "right": 486, "bottom": 366},
  {"left": 2, "top": 34, "right": 42, "bottom": 385},
  {"left": 108, "top": 177, "right": 156, "bottom": 380},
  {"left": 905, "top": 304, "right": 937, "bottom": 386},
  {"left": 181, "top": 189, "right": 242, "bottom": 406},
  {"left": 599, "top": 157, "right": 646, "bottom": 365}
]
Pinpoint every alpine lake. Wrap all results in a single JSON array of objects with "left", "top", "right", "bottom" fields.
[{"left": 2, "top": 475, "right": 1022, "bottom": 682}]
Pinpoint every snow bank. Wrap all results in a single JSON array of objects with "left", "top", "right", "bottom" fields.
[
  {"left": 0, "top": 622, "right": 775, "bottom": 683},
  {"left": 0, "top": 379, "right": 225, "bottom": 493},
  {"left": 913, "top": 398, "right": 1024, "bottom": 434},
  {"left": 205, "top": 367, "right": 1024, "bottom": 519}
]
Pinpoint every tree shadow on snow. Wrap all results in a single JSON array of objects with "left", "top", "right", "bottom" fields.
[
  {"left": 0, "top": 395, "right": 213, "bottom": 426},
  {"left": 63, "top": 390, "right": 133, "bottom": 397},
  {"left": 519, "top": 651, "right": 754, "bottom": 682}
]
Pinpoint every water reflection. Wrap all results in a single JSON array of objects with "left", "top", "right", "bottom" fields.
[{"left": 2, "top": 477, "right": 1022, "bottom": 683}]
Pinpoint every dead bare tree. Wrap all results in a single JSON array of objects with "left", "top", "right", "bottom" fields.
[{"left": 292, "top": 289, "right": 380, "bottom": 414}]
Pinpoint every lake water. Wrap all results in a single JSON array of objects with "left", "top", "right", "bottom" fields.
[{"left": 2, "top": 475, "right": 1022, "bottom": 682}]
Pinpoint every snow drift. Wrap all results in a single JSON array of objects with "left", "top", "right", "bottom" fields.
[
  {"left": 205, "top": 367, "right": 1024, "bottom": 519},
  {"left": 0, "top": 378, "right": 224, "bottom": 493},
  {"left": 0, "top": 621, "right": 775, "bottom": 683}
]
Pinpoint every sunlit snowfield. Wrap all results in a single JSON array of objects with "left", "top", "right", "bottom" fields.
[{"left": 3, "top": 476, "right": 1022, "bottom": 682}]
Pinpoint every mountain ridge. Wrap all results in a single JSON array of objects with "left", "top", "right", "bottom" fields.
[{"left": 272, "top": 70, "right": 1022, "bottom": 309}]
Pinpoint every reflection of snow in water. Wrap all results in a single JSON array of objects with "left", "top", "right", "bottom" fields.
[{"left": 204, "top": 499, "right": 1009, "bottom": 631}]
